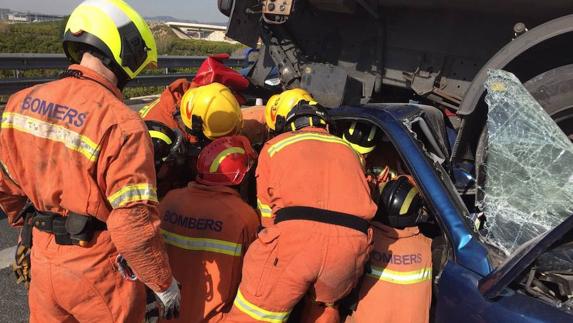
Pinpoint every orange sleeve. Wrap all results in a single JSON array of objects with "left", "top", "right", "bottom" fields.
[
  {"left": 0, "top": 95, "right": 28, "bottom": 225},
  {"left": 140, "top": 97, "right": 179, "bottom": 130},
  {"left": 255, "top": 145, "right": 274, "bottom": 226},
  {"left": 0, "top": 161, "right": 27, "bottom": 226},
  {"left": 140, "top": 79, "right": 192, "bottom": 131},
  {"left": 99, "top": 119, "right": 173, "bottom": 292}
]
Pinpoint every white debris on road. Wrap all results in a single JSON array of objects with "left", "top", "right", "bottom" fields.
[{"left": 0, "top": 246, "right": 16, "bottom": 269}]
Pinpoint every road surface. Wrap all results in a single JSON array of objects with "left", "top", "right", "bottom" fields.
[{"left": 0, "top": 213, "right": 28, "bottom": 322}]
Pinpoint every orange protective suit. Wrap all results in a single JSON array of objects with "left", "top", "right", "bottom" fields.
[
  {"left": 255, "top": 127, "right": 376, "bottom": 227},
  {"left": 299, "top": 296, "right": 341, "bottom": 323},
  {"left": 349, "top": 222, "right": 432, "bottom": 323},
  {"left": 144, "top": 99, "right": 267, "bottom": 199},
  {"left": 0, "top": 65, "right": 172, "bottom": 322},
  {"left": 140, "top": 79, "right": 196, "bottom": 198},
  {"left": 140, "top": 54, "right": 249, "bottom": 143},
  {"left": 225, "top": 127, "right": 377, "bottom": 322},
  {"left": 159, "top": 182, "right": 260, "bottom": 323},
  {"left": 140, "top": 78, "right": 195, "bottom": 142},
  {"left": 141, "top": 83, "right": 267, "bottom": 147}
]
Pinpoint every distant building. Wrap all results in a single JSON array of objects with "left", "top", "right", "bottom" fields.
[
  {"left": 0, "top": 8, "right": 10, "bottom": 20},
  {"left": 165, "top": 22, "right": 237, "bottom": 44},
  {"left": 0, "top": 9, "right": 64, "bottom": 23},
  {"left": 8, "top": 13, "right": 28, "bottom": 22}
]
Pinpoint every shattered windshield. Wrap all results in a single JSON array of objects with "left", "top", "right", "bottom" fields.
[{"left": 478, "top": 69, "right": 573, "bottom": 260}]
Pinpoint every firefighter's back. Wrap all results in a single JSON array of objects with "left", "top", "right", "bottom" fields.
[
  {"left": 159, "top": 182, "right": 259, "bottom": 322},
  {"left": 0, "top": 66, "right": 148, "bottom": 221},
  {"left": 259, "top": 127, "right": 376, "bottom": 220}
]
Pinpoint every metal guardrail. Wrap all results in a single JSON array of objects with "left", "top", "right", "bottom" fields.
[
  {"left": 0, "top": 54, "right": 245, "bottom": 95},
  {"left": 0, "top": 73, "right": 200, "bottom": 95}
]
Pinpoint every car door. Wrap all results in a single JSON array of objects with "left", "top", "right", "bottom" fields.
[{"left": 434, "top": 215, "right": 573, "bottom": 323}]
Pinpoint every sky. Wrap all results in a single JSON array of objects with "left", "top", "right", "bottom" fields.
[{"left": 0, "top": 0, "right": 228, "bottom": 23}]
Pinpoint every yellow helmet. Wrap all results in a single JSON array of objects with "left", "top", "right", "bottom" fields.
[
  {"left": 180, "top": 83, "right": 242, "bottom": 140},
  {"left": 265, "top": 88, "right": 316, "bottom": 130},
  {"left": 63, "top": 0, "right": 157, "bottom": 83}
]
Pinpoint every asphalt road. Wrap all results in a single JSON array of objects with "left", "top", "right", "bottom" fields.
[{"left": 0, "top": 214, "right": 29, "bottom": 322}]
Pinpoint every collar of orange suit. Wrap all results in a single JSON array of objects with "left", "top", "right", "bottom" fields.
[
  {"left": 67, "top": 64, "right": 123, "bottom": 100},
  {"left": 187, "top": 181, "right": 240, "bottom": 196},
  {"left": 372, "top": 221, "right": 421, "bottom": 239}
]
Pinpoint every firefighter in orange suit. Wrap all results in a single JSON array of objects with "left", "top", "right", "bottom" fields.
[
  {"left": 141, "top": 82, "right": 270, "bottom": 148},
  {"left": 238, "top": 88, "right": 317, "bottom": 152},
  {"left": 255, "top": 88, "right": 319, "bottom": 227},
  {"left": 144, "top": 82, "right": 245, "bottom": 195},
  {"left": 139, "top": 54, "right": 268, "bottom": 146},
  {"left": 341, "top": 122, "right": 432, "bottom": 323},
  {"left": 0, "top": 1, "right": 180, "bottom": 322},
  {"left": 225, "top": 100, "right": 377, "bottom": 322},
  {"left": 139, "top": 53, "right": 249, "bottom": 140},
  {"left": 159, "top": 135, "right": 260, "bottom": 322},
  {"left": 143, "top": 82, "right": 244, "bottom": 145},
  {"left": 140, "top": 78, "right": 194, "bottom": 134},
  {"left": 238, "top": 91, "right": 316, "bottom": 213},
  {"left": 349, "top": 176, "right": 432, "bottom": 323}
]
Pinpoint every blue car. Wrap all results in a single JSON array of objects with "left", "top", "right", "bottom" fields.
[{"left": 328, "top": 101, "right": 573, "bottom": 322}]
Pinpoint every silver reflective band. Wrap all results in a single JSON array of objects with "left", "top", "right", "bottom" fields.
[
  {"left": 267, "top": 133, "right": 354, "bottom": 157},
  {"left": 161, "top": 229, "right": 243, "bottom": 257},
  {"left": 233, "top": 290, "right": 290, "bottom": 322},
  {"left": 108, "top": 183, "right": 158, "bottom": 208},
  {"left": 367, "top": 266, "right": 432, "bottom": 285},
  {"left": 1, "top": 112, "right": 100, "bottom": 162},
  {"left": 82, "top": 0, "right": 131, "bottom": 27}
]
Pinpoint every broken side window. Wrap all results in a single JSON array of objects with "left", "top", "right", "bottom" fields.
[{"left": 479, "top": 69, "right": 573, "bottom": 259}]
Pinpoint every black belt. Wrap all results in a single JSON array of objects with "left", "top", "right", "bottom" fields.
[
  {"left": 31, "top": 211, "right": 107, "bottom": 246},
  {"left": 274, "top": 207, "right": 370, "bottom": 235}
]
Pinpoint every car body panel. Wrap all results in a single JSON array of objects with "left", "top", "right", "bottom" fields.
[{"left": 436, "top": 262, "right": 573, "bottom": 323}]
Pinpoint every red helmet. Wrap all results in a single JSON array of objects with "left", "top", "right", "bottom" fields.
[{"left": 196, "top": 135, "right": 257, "bottom": 186}]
